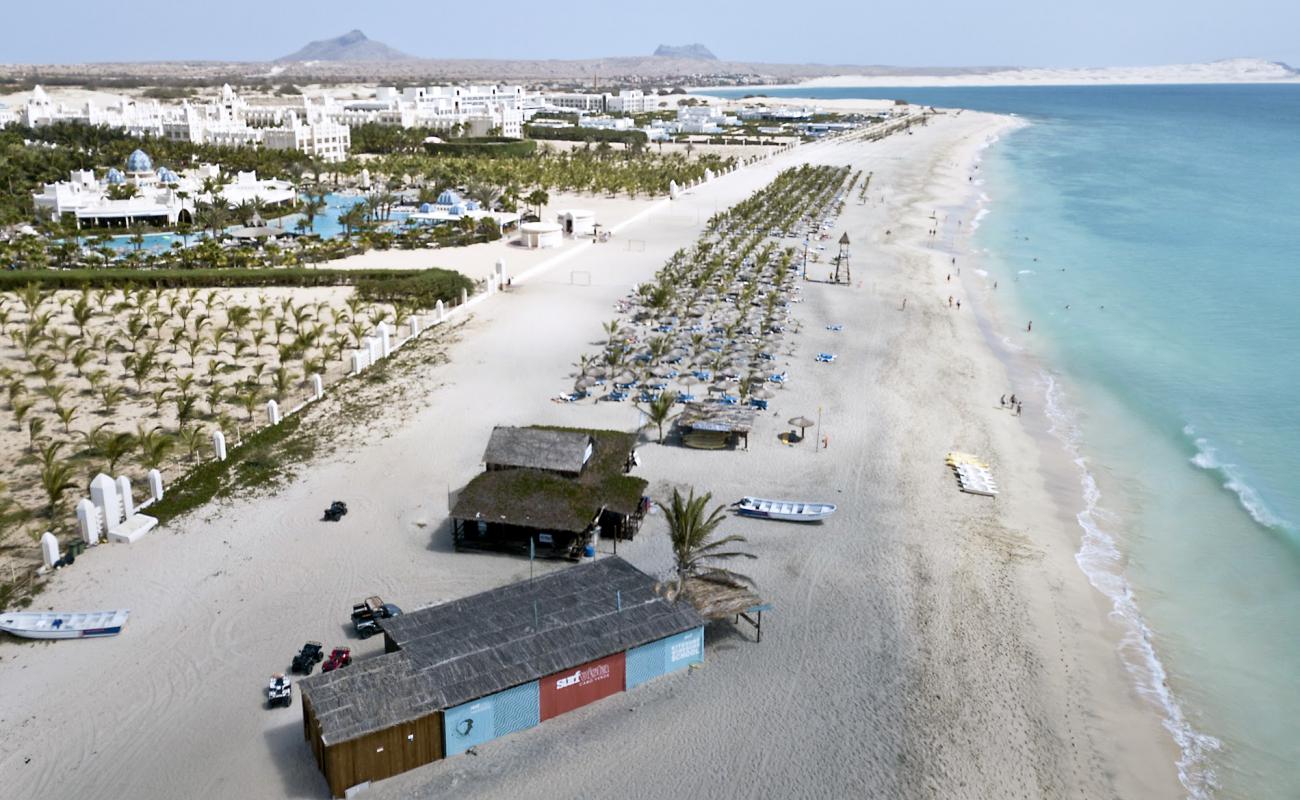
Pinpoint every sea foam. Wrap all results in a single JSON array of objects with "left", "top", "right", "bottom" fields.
[
  {"left": 1184, "top": 425, "right": 1292, "bottom": 533},
  {"left": 1043, "top": 373, "right": 1221, "bottom": 798}
]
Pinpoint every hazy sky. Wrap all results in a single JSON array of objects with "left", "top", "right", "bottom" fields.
[{"left": 6, "top": 0, "right": 1298, "bottom": 67}]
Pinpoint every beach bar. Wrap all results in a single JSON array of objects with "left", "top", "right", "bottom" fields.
[
  {"left": 451, "top": 427, "right": 648, "bottom": 558},
  {"left": 298, "top": 558, "right": 704, "bottom": 797}
]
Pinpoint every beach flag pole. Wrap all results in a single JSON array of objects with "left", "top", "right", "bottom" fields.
[{"left": 816, "top": 407, "right": 822, "bottom": 454}]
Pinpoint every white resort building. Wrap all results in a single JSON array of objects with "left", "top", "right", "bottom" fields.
[{"left": 32, "top": 149, "right": 296, "bottom": 228}]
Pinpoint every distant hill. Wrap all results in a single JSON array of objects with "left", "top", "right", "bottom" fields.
[
  {"left": 277, "top": 30, "right": 414, "bottom": 63},
  {"left": 654, "top": 44, "right": 717, "bottom": 61}
]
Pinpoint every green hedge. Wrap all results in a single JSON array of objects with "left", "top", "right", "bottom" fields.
[
  {"left": 424, "top": 138, "right": 536, "bottom": 158},
  {"left": 0, "top": 267, "right": 471, "bottom": 301},
  {"left": 526, "top": 126, "right": 649, "bottom": 146},
  {"left": 354, "top": 269, "right": 475, "bottom": 308}
]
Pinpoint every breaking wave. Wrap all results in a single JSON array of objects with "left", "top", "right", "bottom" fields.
[
  {"left": 1043, "top": 374, "right": 1221, "bottom": 798},
  {"left": 1184, "top": 425, "right": 1292, "bottom": 533}
]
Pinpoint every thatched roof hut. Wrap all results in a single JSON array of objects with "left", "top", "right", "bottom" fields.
[{"left": 483, "top": 426, "right": 594, "bottom": 477}]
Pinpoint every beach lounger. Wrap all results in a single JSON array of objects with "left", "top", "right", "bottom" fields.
[
  {"left": 676, "top": 393, "right": 697, "bottom": 404},
  {"left": 826, "top": 324, "right": 844, "bottom": 331},
  {"left": 769, "top": 372, "right": 788, "bottom": 384},
  {"left": 815, "top": 353, "right": 837, "bottom": 363},
  {"left": 750, "top": 398, "right": 769, "bottom": 410},
  {"left": 606, "top": 390, "right": 630, "bottom": 402}
]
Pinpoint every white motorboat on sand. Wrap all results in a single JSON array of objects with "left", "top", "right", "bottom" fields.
[
  {"left": 732, "top": 496, "right": 836, "bottom": 522},
  {"left": 0, "top": 609, "right": 129, "bottom": 640}
]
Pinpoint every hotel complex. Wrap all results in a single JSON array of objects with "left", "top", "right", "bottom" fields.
[{"left": 32, "top": 149, "right": 296, "bottom": 228}]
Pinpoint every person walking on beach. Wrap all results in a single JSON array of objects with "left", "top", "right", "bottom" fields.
[
  {"left": 1000, "top": 394, "right": 1007, "bottom": 407},
  {"left": 948, "top": 296, "right": 953, "bottom": 307},
  {"left": 1016, "top": 401, "right": 1023, "bottom": 416},
  {"left": 901, "top": 297, "right": 907, "bottom": 310},
  {"left": 956, "top": 299, "right": 961, "bottom": 310},
  {"left": 1027, "top": 320, "right": 1033, "bottom": 332},
  {"left": 1010, "top": 394, "right": 1017, "bottom": 406}
]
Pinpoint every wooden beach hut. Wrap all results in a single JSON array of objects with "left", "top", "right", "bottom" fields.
[
  {"left": 298, "top": 558, "right": 705, "bottom": 798},
  {"left": 451, "top": 426, "right": 648, "bottom": 557},
  {"left": 676, "top": 405, "right": 756, "bottom": 450}
]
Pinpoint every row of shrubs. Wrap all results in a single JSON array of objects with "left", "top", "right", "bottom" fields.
[
  {"left": 354, "top": 269, "right": 476, "bottom": 308},
  {"left": 423, "top": 138, "right": 537, "bottom": 158},
  {"left": 524, "top": 126, "right": 649, "bottom": 146},
  {"left": 0, "top": 267, "right": 474, "bottom": 304}
]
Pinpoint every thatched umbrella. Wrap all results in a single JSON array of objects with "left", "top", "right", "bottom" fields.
[
  {"left": 649, "top": 365, "right": 674, "bottom": 378},
  {"left": 750, "top": 386, "right": 774, "bottom": 400},
  {"left": 788, "top": 416, "right": 815, "bottom": 442}
]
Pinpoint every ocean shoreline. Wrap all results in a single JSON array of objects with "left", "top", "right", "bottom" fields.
[{"left": 902, "top": 112, "right": 1200, "bottom": 796}]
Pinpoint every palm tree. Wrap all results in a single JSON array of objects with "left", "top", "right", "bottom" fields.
[
  {"left": 39, "top": 451, "right": 78, "bottom": 519},
  {"left": 237, "top": 385, "right": 262, "bottom": 421},
  {"left": 658, "top": 488, "right": 756, "bottom": 595},
  {"left": 179, "top": 426, "right": 206, "bottom": 463},
  {"left": 136, "top": 427, "right": 174, "bottom": 471},
  {"left": 640, "top": 392, "right": 678, "bottom": 444},
  {"left": 271, "top": 366, "right": 292, "bottom": 402},
  {"left": 55, "top": 403, "right": 79, "bottom": 434}
]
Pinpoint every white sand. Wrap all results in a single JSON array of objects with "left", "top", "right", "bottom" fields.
[{"left": 0, "top": 115, "right": 1184, "bottom": 799}]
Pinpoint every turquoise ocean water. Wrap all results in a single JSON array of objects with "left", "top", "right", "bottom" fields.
[{"left": 708, "top": 84, "right": 1300, "bottom": 799}]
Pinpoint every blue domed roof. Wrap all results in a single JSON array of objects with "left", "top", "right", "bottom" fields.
[
  {"left": 436, "top": 189, "right": 462, "bottom": 206},
  {"left": 106, "top": 168, "right": 125, "bottom": 185},
  {"left": 126, "top": 149, "right": 153, "bottom": 173},
  {"left": 157, "top": 167, "right": 179, "bottom": 184},
  {"left": 418, "top": 202, "right": 433, "bottom": 213}
]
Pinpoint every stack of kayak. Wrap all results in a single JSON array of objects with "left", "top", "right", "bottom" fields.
[{"left": 946, "top": 452, "right": 999, "bottom": 497}]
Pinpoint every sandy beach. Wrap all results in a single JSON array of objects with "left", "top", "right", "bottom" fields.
[{"left": 0, "top": 112, "right": 1185, "bottom": 799}]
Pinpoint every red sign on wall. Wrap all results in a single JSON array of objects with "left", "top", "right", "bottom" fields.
[{"left": 539, "top": 652, "right": 626, "bottom": 721}]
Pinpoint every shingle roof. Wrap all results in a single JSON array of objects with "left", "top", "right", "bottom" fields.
[
  {"left": 483, "top": 426, "right": 592, "bottom": 474},
  {"left": 299, "top": 558, "right": 703, "bottom": 746}
]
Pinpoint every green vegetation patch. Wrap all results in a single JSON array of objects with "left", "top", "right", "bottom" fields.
[
  {"left": 526, "top": 126, "right": 648, "bottom": 146},
  {"left": 146, "top": 413, "right": 309, "bottom": 524},
  {"left": 424, "top": 138, "right": 537, "bottom": 158},
  {"left": 353, "top": 269, "right": 475, "bottom": 308},
  {"left": 0, "top": 267, "right": 471, "bottom": 305}
]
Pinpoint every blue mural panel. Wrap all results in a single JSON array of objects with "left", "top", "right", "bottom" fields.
[
  {"left": 442, "top": 681, "right": 540, "bottom": 756},
  {"left": 626, "top": 627, "right": 704, "bottom": 689},
  {"left": 492, "top": 680, "right": 540, "bottom": 738}
]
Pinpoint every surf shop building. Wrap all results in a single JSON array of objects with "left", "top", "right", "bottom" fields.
[{"left": 297, "top": 558, "right": 704, "bottom": 797}]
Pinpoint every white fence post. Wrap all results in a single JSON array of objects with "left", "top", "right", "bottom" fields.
[
  {"left": 147, "top": 469, "right": 164, "bottom": 503},
  {"left": 77, "top": 498, "right": 101, "bottom": 545},
  {"left": 40, "top": 532, "right": 60, "bottom": 568},
  {"left": 90, "top": 473, "right": 121, "bottom": 535},
  {"left": 116, "top": 475, "right": 135, "bottom": 519}
]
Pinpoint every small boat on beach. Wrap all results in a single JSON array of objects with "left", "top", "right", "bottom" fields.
[
  {"left": 732, "top": 496, "right": 836, "bottom": 522},
  {"left": 0, "top": 609, "right": 129, "bottom": 640}
]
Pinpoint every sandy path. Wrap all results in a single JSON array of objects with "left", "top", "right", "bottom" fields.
[{"left": 0, "top": 115, "right": 1181, "bottom": 799}]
